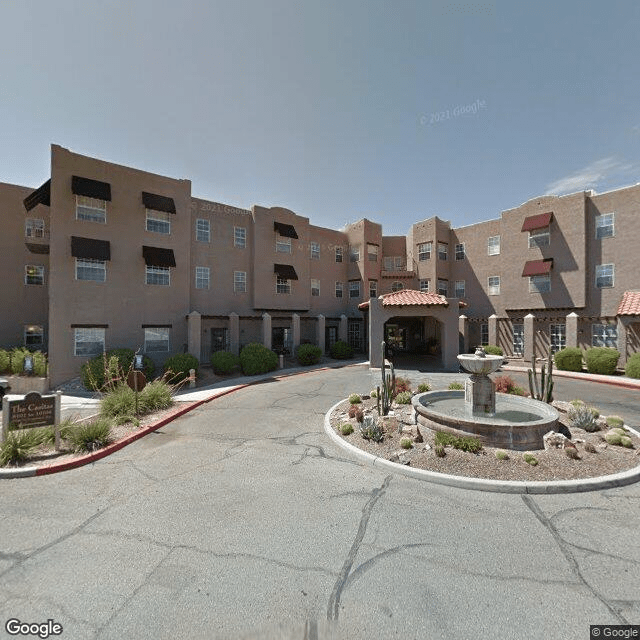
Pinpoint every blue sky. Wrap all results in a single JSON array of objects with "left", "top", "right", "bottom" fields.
[{"left": 2, "top": 0, "right": 639, "bottom": 234}]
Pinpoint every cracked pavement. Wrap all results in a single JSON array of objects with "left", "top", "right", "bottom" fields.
[{"left": 1, "top": 366, "right": 639, "bottom": 639}]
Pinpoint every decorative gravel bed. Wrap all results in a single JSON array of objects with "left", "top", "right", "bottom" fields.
[{"left": 330, "top": 396, "right": 640, "bottom": 482}]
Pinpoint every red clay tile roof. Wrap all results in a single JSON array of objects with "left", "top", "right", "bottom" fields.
[
  {"left": 521, "top": 211, "right": 553, "bottom": 232},
  {"left": 618, "top": 291, "right": 640, "bottom": 315},
  {"left": 358, "top": 289, "right": 451, "bottom": 310}
]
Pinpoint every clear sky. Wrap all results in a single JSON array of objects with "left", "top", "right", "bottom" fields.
[{"left": 2, "top": 0, "right": 639, "bottom": 234}]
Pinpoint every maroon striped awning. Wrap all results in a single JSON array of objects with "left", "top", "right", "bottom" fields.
[
  {"left": 521, "top": 211, "right": 553, "bottom": 232},
  {"left": 522, "top": 259, "right": 553, "bottom": 277}
]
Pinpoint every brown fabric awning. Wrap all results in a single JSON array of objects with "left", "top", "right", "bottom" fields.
[
  {"left": 71, "top": 236, "right": 111, "bottom": 261},
  {"left": 521, "top": 211, "right": 553, "bottom": 232},
  {"left": 72, "top": 176, "right": 112, "bottom": 201},
  {"left": 274, "top": 264, "right": 298, "bottom": 280},
  {"left": 522, "top": 259, "right": 553, "bottom": 277},
  {"left": 142, "top": 245, "right": 176, "bottom": 268},
  {"left": 25, "top": 242, "right": 50, "bottom": 255},
  {"left": 142, "top": 191, "right": 176, "bottom": 214},
  {"left": 23, "top": 179, "right": 51, "bottom": 211},
  {"left": 274, "top": 221, "right": 298, "bottom": 239}
]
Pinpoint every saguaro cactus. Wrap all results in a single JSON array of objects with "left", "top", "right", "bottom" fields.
[
  {"left": 379, "top": 341, "right": 396, "bottom": 415},
  {"left": 528, "top": 343, "right": 554, "bottom": 403}
]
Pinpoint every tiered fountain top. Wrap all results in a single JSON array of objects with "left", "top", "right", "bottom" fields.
[{"left": 457, "top": 347, "right": 504, "bottom": 375}]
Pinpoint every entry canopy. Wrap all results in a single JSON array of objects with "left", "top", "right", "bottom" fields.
[
  {"left": 142, "top": 245, "right": 176, "bottom": 268},
  {"left": 358, "top": 289, "right": 453, "bottom": 310},
  {"left": 142, "top": 191, "right": 176, "bottom": 214},
  {"left": 618, "top": 291, "right": 640, "bottom": 316},
  {"left": 71, "top": 236, "right": 111, "bottom": 261},
  {"left": 521, "top": 259, "right": 553, "bottom": 277},
  {"left": 521, "top": 211, "right": 553, "bottom": 232},
  {"left": 274, "top": 221, "right": 298, "bottom": 239},
  {"left": 274, "top": 263, "right": 299, "bottom": 280},
  {"left": 72, "top": 175, "right": 112, "bottom": 201},
  {"left": 23, "top": 179, "right": 51, "bottom": 211}
]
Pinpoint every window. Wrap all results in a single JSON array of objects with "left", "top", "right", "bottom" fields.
[
  {"left": 349, "top": 281, "right": 360, "bottom": 298},
  {"left": 196, "top": 219, "right": 210, "bottom": 242},
  {"left": 369, "top": 280, "right": 377, "bottom": 298},
  {"left": 234, "top": 226, "right": 246, "bottom": 248},
  {"left": 595, "top": 213, "right": 615, "bottom": 239},
  {"left": 437, "top": 279, "right": 448, "bottom": 296},
  {"left": 512, "top": 324, "right": 524, "bottom": 356},
  {"left": 146, "top": 209, "right": 171, "bottom": 234},
  {"left": 195, "top": 266, "right": 210, "bottom": 290},
  {"left": 25, "top": 265, "right": 44, "bottom": 285},
  {"left": 455, "top": 280, "right": 465, "bottom": 297},
  {"left": 419, "top": 279, "right": 430, "bottom": 293},
  {"left": 335, "top": 246, "right": 343, "bottom": 262},
  {"left": 25, "top": 218, "right": 45, "bottom": 238},
  {"left": 595, "top": 264, "right": 614, "bottom": 288},
  {"left": 349, "top": 246, "right": 360, "bottom": 262},
  {"left": 76, "top": 195, "right": 106, "bottom": 223},
  {"left": 76, "top": 258, "right": 106, "bottom": 282},
  {"left": 276, "top": 235, "right": 292, "bottom": 254},
  {"left": 438, "top": 243, "right": 448, "bottom": 261},
  {"left": 455, "top": 243, "right": 465, "bottom": 261},
  {"left": 488, "top": 276, "right": 500, "bottom": 295},
  {"left": 480, "top": 323, "right": 489, "bottom": 346},
  {"left": 144, "top": 327, "right": 170, "bottom": 353},
  {"left": 234, "top": 271, "right": 246, "bottom": 293},
  {"left": 367, "top": 244, "right": 378, "bottom": 262},
  {"left": 391, "top": 281, "right": 404, "bottom": 292},
  {"left": 418, "top": 242, "right": 432, "bottom": 261},
  {"left": 335, "top": 282, "right": 343, "bottom": 298},
  {"left": 310, "top": 242, "right": 320, "bottom": 260},
  {"left": 24, "top": 325, "right": 44, "bottom": 349},
  {"left": 529, "top": 274, "right": 551, "bottom": 293},
  {"left": 528, "top": 227, "right": 550, "bottom": 248},
  {"left": 384, "top": 256, "right": 404, "bottom": 270},
  {"left": 550, "top": 324, "right": 566, "bottom": 353},
  {"left": 146, "top": 265, "right": 170, "bottom": 286},
  {"left": 592, "top": 324, "right": 618, "bottom": 348},
  {"left": 488, "top": 236, "right": 500, "bottom": 256},
  {"left": 74, "top": 328, "right": 105, "bottom": 357},
  {"left": 311, "top": 278, "right": 320, "bottom": 296},
  {"left": 276, "top": 277, "right": 291, "bottom": 294}
]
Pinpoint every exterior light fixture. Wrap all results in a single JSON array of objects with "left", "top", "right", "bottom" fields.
[{"left": 24, "top": 355, "right": 34, "bottom": 375}]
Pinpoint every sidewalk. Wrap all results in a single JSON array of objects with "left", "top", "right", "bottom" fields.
[{"left": 501, "top": 364, "right": 640, "bottom": 390}]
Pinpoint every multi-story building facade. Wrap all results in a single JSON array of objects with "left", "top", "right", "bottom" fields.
[{"left": 2, "top": 144, "right": 639, "bottom": 386}]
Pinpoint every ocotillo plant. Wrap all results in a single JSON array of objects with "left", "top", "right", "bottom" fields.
[
  {"left": 528, "top": 343, "right": 554, "bottom": 403},
  {"left": 379, "top": 341, "right": 396, "bottom": 415}
]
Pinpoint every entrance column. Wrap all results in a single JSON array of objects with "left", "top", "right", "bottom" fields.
[
  {"left": 262, "top": 313, "right": 272, "bottom": 350},
  {"left": 368, "top": 298, "right": 385, "bottom": 368},
  {"left": 187, "top": 311, "right": 202, "bottom": 360},
  {"left": 488, "top": 314, "right": 498, "bottom": 347},
  {"left": 339, "top": 314, "right": 348, "bottom": 343},
  {"left": 229, "top": 312, "right": 240, "bottom": 355},
  {"left": 292, "top": 313, "right": 300, "bottom": 353},
  {"left": 565, "top": 312, "right": 578, "bottom": 349},
  {"left": 524, "top": 313, "right": 535, "bottom": 362},
  {"left": 459, "top": 314, "right": 469, "bottom": 353},
  {"left": 316, "top": 315, "right": 325, "bottom": 353},
  {"left": 617, "top": 316, "right": 629, "bottom": 366}
]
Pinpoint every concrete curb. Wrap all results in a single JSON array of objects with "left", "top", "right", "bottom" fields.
[
  {"left": 323, "top": 400, "right": 640, "bottom": 494},
  {"left": 501, "top": 365, "right": 640, "bottom": 391}
]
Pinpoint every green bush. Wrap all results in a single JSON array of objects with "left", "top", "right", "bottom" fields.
[
  {"left": 0, "top": 349, "right": 9, "bottom": 373},
  {"left": 584, "top": 347, "right": 620, "bottom": 375},
  {"left": 417, "top": 382, "right": 431, "bottom": 393},
  {"left": 554, "top": 347, "right": 583, "bottom": 372},
  {"left": 523, "top": 453, "right": 538, "bottom": 466},
  {"left": 99, "top": 384, "right": 136, "bottom": 421},
  {"left": 434, "top": 431, "right": 482, "bottom": 453},
  {"left": 163, "top": 353, "right": 199, "bottom": 383},
  {"left": 625, "top": 353, "right": 640, "bottom": 379},
  {"left": 0, "top": 429, "right": 43, "bottom": 466},
  {"left": 330, "top": 340, "right": 353, "bottom": 360},
  {"left": 482, "top": 345, "right": 503, "bottom": 356},
  {"left": 211, "top": 350, "right": 240, "bottom": 375},
  {"left": 606, "top": 415, "right": 624, "bottom": 429},
  {"left": 448, "top": 381, "right": 464, "bottom": 390},
  {"left": 394, "top": 391, "right": 413, "bottom": 404},
  {"left": 435, "top": 444, "right": 446, "bottom": 457},
  {"left": 348, "top": 394, "right": 362, "bottom": 404},
  {"left": 67, "top": 419, "right": 112, "bottom": 453},
  {"left": 495, "top": 450, "right": 509, "bottom": 461},
  {"left": 340, "top": 424, "right": 354, "bottom": 435},
  {"left": 239, "top": 343, "right": 278, "bottom": 376},
  {"left": 296, "top": 344, "right": 322, "bottom": 366},
  {"left": 400, "top": 438, "right": 413, "bottom": 449},
  {"left": 81, "top": 349, "right": 155, "bottom": 391},
  {"left": 139, "top": 380, "right": 174, "bottom": 413},
  {"left": 568, "top": 404, "right": 599, "bottom": 432}
]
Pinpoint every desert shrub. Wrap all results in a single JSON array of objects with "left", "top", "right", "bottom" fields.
[
  {"left": 394, "top": 391, "right": 412, "bottom": 405},
  {"left": 568, "top": 404, "right": 599, "bottom": 432},
  {"left": 570, "top": 399, "right": 585, "bottom": 408},
  {"left": 435, "top": 444, "right": 446, "bottom": 457},
  {"left": 606, "top": 416, "right": 624, "bottom": 429},
  {"left": 394, "top": 377, "right": 411, "bottom": 395},
  {"left": 0, "top": 429, "right": 43, "bottom": 466},
  {"left": 0, "top": 349, "right": 10, "bottom": 373},
  {"left": 565, "top": 447, "right": 580, "bottom": 460},
  {"left": 584, "top": 442, "right": 597, "bottom": 454},
  {"left": 239, "top": 343, "right": 278, "bottom": 376},
  {"left": 554, "top": 347, "right": 583, "bottom": 372},
  {"left": 625, "top": 353, "right": 640, "bottom": 379},
  {"left": 589, "top": 407, "right": 600, "bottom": 419},
  {"left": 584, "top": 347, "right": 620, "bottom": 375},
  {"left": 67, "top": 419, "right": 112, "bottom": 453},
  {"left": 349, "top": 394, "right": 362, "bottom": 404},
  {"left": 620, "top": 436, "right": 633, "bottom": 448},
  {"left": 482, "top": 345, "right": 503, "bottom": 356},
  {"left": 511, "top": 386, "right": 527, "bottom": 396},
  {"left": 81, "top": 349, "right": 155, "bottom": 391},
  {"left": 330, "top": 340, "right": 353, "bottom": 360},
  {"left": 448, "top": 381, "right": 464, "bottom": 390},
  {"left": 359, "top": 416, "right": 384, "bottom": 442},
  {"left": 494, "top": 375, "right": 518, "bottom": 394},
  {"left": 495, "top": 450, "right": 509, "bottom": 461},
  {"left": 296, "top": 344, "right": 322, "bottom": 366},
  {"left": 211, "top": 351, "right": 240, "bottom": 375},
  {"left": 99, "top": 384, "right": 135, "bottom": 420},
  {"left": 523, "top": 453, "right": 538, "bottom": 466},
  {"left": 6, "top": 348, "right": 48, "bottom": 377},
  {"left": 340, "top": 424, "right": 354, "bottom": 435},
  {"left": 163, "top": 353, "right": 199, "bottom": 383},
  {"left": 139, "top": 380, "right": 174, "bottom": 413},
  {"left": 370, "top": 389, "right": 378, "bottom": 398},
  {"left": 417, "top": 382, "right": 431, "bottom": 393},
  {"left": 400, "top": 438, "right": 413, "bottom": 449},
  {"left": 434, "top": 431, "right": 482, "bottom": 453}
]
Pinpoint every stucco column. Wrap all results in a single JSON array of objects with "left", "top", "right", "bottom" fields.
[
  {"left": 488, "top": 314, "right": 498, "bottom": 347},
  {"left": 441, "top": 302, "right": 460, "bottom": 371},
  {"left": 316, "top": 315, "right": 325, "bottom": 352},
  {"left": 339, "top": 314, "right": 348, "bottom": 343},
  {"left": 292, "top": 313, "right": 300, "bottom": 352},
  {"left": 617, "top": 316, "right": 628, "bottom": 366},
  {"left": 187, "top": 311, "right": 202, "bottom": 360},
  {"left": 229, "top": 312, "right": 240, "bottom": 355},
  {"left": 524, "top": 313, "right": 535, "bottom": 363},
  {"left": 459, "top": 314, "right": 468, "bottom": 354},
  {"left": 368, "top": 298, "right": 385, "bottom": 369},
  {"left": 565, "top": 312, "right": 578, "bottom": 349},
  {"left": 262, "top": 313, "right": 272, "bottom": 350}
]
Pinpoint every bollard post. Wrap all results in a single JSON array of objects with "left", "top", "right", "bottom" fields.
[
  {"left": 189, "top": 368, "right": 196, "bottom": 389},
  {"left": 54, "top": 391, "right": 62, "bottom": 451},
  {"left": 279, "top": 354, "right": 284, "bottom": 369},
  {"left": 1, "top": 395, "right": 8, "bottom": 444}
]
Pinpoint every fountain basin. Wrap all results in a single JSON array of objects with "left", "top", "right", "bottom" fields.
[
  {"left": 457, "top": 353, "right": 504, "bottom": 375},
  {"left": 412, "top": 391, "right": 559, "bottom": 451}
]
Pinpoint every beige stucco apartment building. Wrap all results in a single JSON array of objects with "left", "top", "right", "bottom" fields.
[{"left": 2, "top": 144, "right": 639, "bottom": 386}]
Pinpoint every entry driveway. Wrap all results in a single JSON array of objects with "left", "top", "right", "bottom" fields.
[{"left": 1, "top": 366, "right": 639, "bottom": 639}]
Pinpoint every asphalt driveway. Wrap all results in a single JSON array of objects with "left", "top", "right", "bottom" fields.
[{"left": 1, "top": 365, "right": 639, "bottom": 639}]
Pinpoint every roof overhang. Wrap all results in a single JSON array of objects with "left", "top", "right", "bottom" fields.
[
  {"left": 274, "top": 221, "right": 298, "bottom": 239},
  {"left": 72, "top": 176, "right": 112, "bottom": 201},
  {"left": 23, "top": 179, "right": 51, "bottom": 211},
  {"left": 521, "top": 211, "right": 553, "bottom": 232},
  {"left": 522, "top": 259, "right": 553, "bottom": 277},
  {"left": 274, "top": 263, "right": 299, "bottom": 280},
  {"left": 71, "top": 236, "right": 111, "bottom": 261},
  {"left": 142, "top": 191, "right": 176, "bottom": 214},
  {"left": 142, "top": 245, "right": 176, "bottom": 267}
]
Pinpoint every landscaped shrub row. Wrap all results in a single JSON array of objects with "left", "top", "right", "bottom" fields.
[
  {"left": 625, "top": 353, "right": 640, "bottom": 379},
  {"left": 330, "top": 340, "right": 353, "bottom": 359},
  {"left": 239, "top": 343, "right": 278, "bottom": 375},
  {"left": 554, "top": 346, "right": 620, "bottom": 375},
  {"left": 81, "top": 349, "right": 156, "bottom": 390},
  {"left": 0, "top": 348, "right": 47, "bottom": 377}
]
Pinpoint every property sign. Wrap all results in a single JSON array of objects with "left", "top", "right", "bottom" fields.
[{"left": 7, "top": 392, "right": 56, "bottom": 429}]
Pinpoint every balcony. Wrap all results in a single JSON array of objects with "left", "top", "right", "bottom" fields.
[
  {"left": 25, "top": 229, "right": 50, "bottom": 255},
  {"left": 381, "top": 258, "right": 416, "bottom": 278}
]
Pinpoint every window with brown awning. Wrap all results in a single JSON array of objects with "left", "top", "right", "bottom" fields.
[
  {"left": 521, "top": 212, "right": 553, "bottom": 232},
  {"left": 274, "top": 221, "right": 298, "bottom": 239},
  {"left": 274, "top": 264, "right": 299, "bottom": 280},
  {"left": 23, "top": 179, "right": 51, "bottom": 211},
  {"left": 142, "top": 191, "right": 176, "bottom": 214},
  {"left": 522, "top": 259, "right": 553, "bottom": 277},
  {"left": 72, "top": 176, "right": 112, "bottom": 201},
  {"left": 71, "top": 236, "right": 111, "bottom": 261},
  {"left": 142, "top": 246, "right": 176, "bottom": 268}
]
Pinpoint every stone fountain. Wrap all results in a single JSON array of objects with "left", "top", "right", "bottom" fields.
[{"left": 412, "top": 347, "right": 559, "bottom": 450}]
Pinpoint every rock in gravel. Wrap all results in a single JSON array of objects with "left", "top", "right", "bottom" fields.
[
  {"left": 544, "top": 431, "right": 570, "bottom": 450},
  {"left": 401, "top": 424, "right": 423, "bottom": 443}
]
